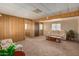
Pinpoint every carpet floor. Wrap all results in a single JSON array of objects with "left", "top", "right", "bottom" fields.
[{"left": 16, "top": 36, "right": 79, "bottom": 56}]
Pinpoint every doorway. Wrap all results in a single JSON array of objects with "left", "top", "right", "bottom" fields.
[
  {"left": 39, "top": 23, "right": 43, "bottom": 36},
  {"left": 35, "top": 22, "right": 39, "bottom": 36}
]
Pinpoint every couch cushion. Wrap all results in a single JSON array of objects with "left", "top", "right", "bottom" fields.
[{"left": 1, "top": 39, "right": 13, "bottom": 49}]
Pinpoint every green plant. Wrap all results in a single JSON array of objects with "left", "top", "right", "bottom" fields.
[
  {"left": 0, "top": 44, "right": 15, "bottom": 56},
  {"left": 66, "top": 30, "right": 75, "bottom": 40}
]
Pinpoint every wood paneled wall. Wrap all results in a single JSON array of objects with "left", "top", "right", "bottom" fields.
[{"left": 0, "top": 14, "right": 25, "bottom": 42}]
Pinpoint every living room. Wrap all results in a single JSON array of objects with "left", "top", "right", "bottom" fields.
[{"left": 0, "top": 3, "right": 79, "bottom": 56}]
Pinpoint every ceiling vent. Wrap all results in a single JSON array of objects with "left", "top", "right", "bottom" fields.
[{"left": 33, "top": 9, "right": 42, "bottom": 14}]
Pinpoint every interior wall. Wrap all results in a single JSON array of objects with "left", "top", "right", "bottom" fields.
[
  {"left": 43, "top": 16, "right": 79, "bottom": 40},
  {"left": 0, "top": 14, "right": 25, "bottom": 42}
]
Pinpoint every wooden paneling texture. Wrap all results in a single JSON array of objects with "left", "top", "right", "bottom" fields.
[
  {"left": 0, "top": 14, "right": 25, "bottom": 42},
  {"left": 25, "top": 20, "right": 35, "bottom": 37}
]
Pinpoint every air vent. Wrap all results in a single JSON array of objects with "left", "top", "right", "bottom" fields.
[{"left": 33, "top": 9, "right": 42, "bottom": 13}]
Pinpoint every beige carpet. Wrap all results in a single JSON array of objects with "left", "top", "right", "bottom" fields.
[{"left": 16, "top": 36, "right": 79, "bottom": 56}]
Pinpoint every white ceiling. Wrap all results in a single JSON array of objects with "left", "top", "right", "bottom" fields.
[{"left": 0, "top": 3, "right": 79, "bottom": 20}]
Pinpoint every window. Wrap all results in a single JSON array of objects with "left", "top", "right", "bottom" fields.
[
  {"left": 39, "top": 24, "right": 43, "bottom": 30},
  {"left": 52, "top": 23, "right": 61, "bottom": 31},
  {"left": 25, "top": 24, "right": 27, "bottom": 30}
]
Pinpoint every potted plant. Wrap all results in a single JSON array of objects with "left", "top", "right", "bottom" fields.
[{"left": 66, "top": 30, "right": 75, "bottom": 40}]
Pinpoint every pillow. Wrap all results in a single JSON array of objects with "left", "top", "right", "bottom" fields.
[{"left": 1, "top": 39, "right": 13, "bottom": 49}]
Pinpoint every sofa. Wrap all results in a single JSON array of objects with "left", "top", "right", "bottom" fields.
[{"left": 46, "top": 30, "right": 66, "bottom": 40}]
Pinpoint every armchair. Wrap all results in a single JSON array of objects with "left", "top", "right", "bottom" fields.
[{"left": 0, "top": 39, "right": 23, "bottom": 56}]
